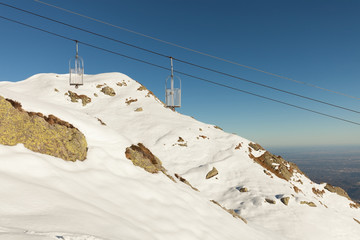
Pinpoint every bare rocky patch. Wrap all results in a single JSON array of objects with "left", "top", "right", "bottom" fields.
[
  {"left": 101, "top": 86, "right": 116, "bottom": 96},
  {"left": 300, "top": 201, "right": 317, "bottom": 207},
  {"left": 0, "top": 96, "right": 87, "bottom": 161},
  {"left": 125, "top": 98, "right": 138, "bottom": 105},
  {"left": 249, "top": 147, "right": 304, "bottom": 181},
  {"left": 67, "top": 91, "right": 91, "bottom": 106},
  {"left": 125, "top": 143, "right": 174, "bottom": 182},
  {"left": 206, "top": 167, "right": 218, "bottom": 179},
  {"left": 174, "top": 173, "right": 199, "bottom": 191}
]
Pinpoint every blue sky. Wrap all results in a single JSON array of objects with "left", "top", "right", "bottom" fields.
[{"left": 1, "top": 0, "right": 359, "bottom": 148}]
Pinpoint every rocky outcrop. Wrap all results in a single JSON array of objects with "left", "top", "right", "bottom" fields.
[
  {"left": 325, "top": 183, "right": 351, "bottom": 200},
  {"left": 249, "top": 147, "right": 304, "bottom": 181},
  {"left": 0, "top": 96, "right": 87, "bottom": 161},
  {"left": 125, "top": 143, "right": 175, "bottom": 182},
  {"left": 206, "top": 167, "right": 218, "bottom": 179},
  {"left": 101, "top": 86, "right": 116, "bottom": 96},
  {"left": 300, "top": 201, "right": 317, "bottom": 207},
  {"left": 125, "top": 143, "right": 164, "bottom": 173},
  {"left": 175, "top": 173, "right": 199, "bottom": 191},
  {"left": 67, "top": 91, "right": 91, "bottom": 106},
  {"left": 281, "top": 197, "right": 290, "bottom": 206}
]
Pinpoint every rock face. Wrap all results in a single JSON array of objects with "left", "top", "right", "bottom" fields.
[
  {"left": 206, "top": 167, "right": 219, "bottom": 179},
  {"left": 325, "top": 183, "right": 351, "bottom": 200},
  {"left": 281, "top": 197, "right": 290, "bottom": 206},
  {"left": 0, "top": 96, "right": 87, "bottom": 161},
  {"left": 101, "top": 86, "right": 116, "bottom": 96},
  {"left": 67, "top": 91, "right": 91, "bottom": 106},
  {"left": 125, "top": 143, "right": 165, "bottom": 174},
  {"left": 249, "top": 148, "right": 303, "bottom": 181}
]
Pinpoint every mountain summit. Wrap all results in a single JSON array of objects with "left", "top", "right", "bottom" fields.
[{"left": 0, "top": 73, "right": 359, "bottom": 240}]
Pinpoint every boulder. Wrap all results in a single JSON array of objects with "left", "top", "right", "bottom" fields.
[
  {"left": 281, "top": 197, "right": 290, "bottom": 206},
  {"left": 206, "top": 167, "right": 218, "bottom": 179},
  {"left": 101, "top": 86, "right": 116, "bottom": 96},
  {"left": 0, "top": 96, "right": 87, "bottom": 161}
]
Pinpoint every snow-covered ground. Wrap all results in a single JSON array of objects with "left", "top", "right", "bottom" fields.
[{"left": 0, "top": 73, "right": 359, "bottom": 240}]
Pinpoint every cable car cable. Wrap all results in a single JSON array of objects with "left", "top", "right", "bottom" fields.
[
  {"left": 0, "top": 15, "right": 359, "bottom": 127},
  {"left": 1, "top": 2, "right": 358, "bottom": 114},
  {"left": 32, "top": 0, "right": 360, "bottom": 101}
]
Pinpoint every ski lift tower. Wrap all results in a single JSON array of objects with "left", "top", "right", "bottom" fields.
[
  {"left": 165, "top": 57, "right": 181, "bottom": 110},
  {"left": 69, "top": 40, "right": 84, "bottom": 88}
]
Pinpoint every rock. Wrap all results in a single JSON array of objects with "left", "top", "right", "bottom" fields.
[
  {"left": 134, "top": 107, "right": 143, "bottom": 112},
  {"left": 206, "top": 167, "right": 218, "bottom": 179},
  {"left": 125, "top": 98, "right": 138, "bottom": 105},
  {"left": 300, "top": 201, "right": 317, "bottom": 207},
  {"left": 174, "top": 174, "right": 199, "bottom": 192},
  {"left": 239, "top": 187, "right": 248, "bottom": 193},
  {"left": 354, "top": 218, "right": 360, "bottom": 224},
  {"left": 125, "top": 143, "right": 175, "bottom": 182},
  {"left": 281, "top": 197, "right": 290, "bottom": 206},
  {"left": 125, "top": 143, "right": 164, "bottom": 174},
  {"left": 324, "top": 183, "right": 351, "bottom": 200},
  {"left": 249, "top": 150, "right": 304, "bottom": 181},
  {"left": 0, "top": 96, "right": 87, "bottom": 161},
  {"left": 265, "top": 198, "right": 276, "bottom": 204},
  {"left": 249, "top": 142, "right": 264, "bottom": 151},
  {"left": 101, "top": 86, "right": 116, "bottom": 96},
  {"left": 210, "top": 200, "right": 247, "bottom": 224},
  {"left": 68, "top": 91, "right": 91, "bottom": 106}
]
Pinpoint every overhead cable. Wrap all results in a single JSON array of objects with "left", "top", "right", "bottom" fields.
[
  {"left": 0, "top": 15, "right": 359, "bottom": 126},
  {"left": 1, "top": 2, "right": 359, "bottom": 115},
  {"left": 33, "top": 0, "right": 360, "bottom": 100}
]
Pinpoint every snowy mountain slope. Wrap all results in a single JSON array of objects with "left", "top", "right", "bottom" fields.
[{"left": 0, "top": 73, "right": 359, "bottom": 240}]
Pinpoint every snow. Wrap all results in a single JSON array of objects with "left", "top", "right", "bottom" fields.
[{"left": 0, "top": 73, "right": 359, "bottom": 240}]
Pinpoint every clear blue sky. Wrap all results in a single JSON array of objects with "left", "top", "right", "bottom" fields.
[{"left": 1, "top": 0, "right": 359, "bottom": 148}]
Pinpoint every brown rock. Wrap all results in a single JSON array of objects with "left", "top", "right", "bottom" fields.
[
  {"left": 239, "top": 187, "right": 248, "bottom": 193},
  {"left": 281, "top": 197, "right": 290, "bottom": 206},
  {"left": 300, "top": 201, "right": 317, "bottom": 207},
  {"left": 101, "top": 86, "right": 116, "bottom": 96},
  {"left": 325, "top": 183, "right": 351, "bottom": 200},
  {"left": 68, "top": 91, "right": 91, "bottom": 106},
  {"left": 265, "top": 198, "right": 276, "bottom": 204},
  {"left": 0, "top": 96, "right": 87, "bottom": 161},
  {"left": 206, "top": 167, "right": 218, "bottom": 179}
]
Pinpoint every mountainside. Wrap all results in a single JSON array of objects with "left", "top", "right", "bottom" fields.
[{"left": 0, "top": 73, "right": 359, "bottom": 240}]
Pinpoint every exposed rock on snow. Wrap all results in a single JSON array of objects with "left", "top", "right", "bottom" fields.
[
  {"left": 67, "top": 90, "right": 91, "bottom": 106},
  {"left": 250, "top": 150, "right": 303, "bottom": 181},
  {"left": 325, "top": 183, "right": 351, "bottom": 200},
  {"left": 125, "top": 143, "right": 164, "bottom": 174},
  {"left": 280, "top": 197, "right": 290, "bottom": 206},
  {"left": 265, "top": 198, "right": 276, "bottom": 204},
  {"left": 174, "top": 173, "right": 199, "bottom": 191},
  {"left": 101, "top": 86, "right": 116, "bottom": 96},
  {"left": 239, "top": 187, "right": 249, "bottom": 193},
  {"left": 0, "top": 96, "right": 87, "bottom": 161},
  {"left": 300, "top": 201, "right": 317, "bottom": 207},
  {"left": 206, "top": 167, "right": 219, "bottom": 179}
]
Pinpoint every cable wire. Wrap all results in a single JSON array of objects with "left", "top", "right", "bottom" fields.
[
  {"left": 1, "top": 15, "right": 359, "bottom": 126},
  {"left": 33, "top": 0, "right": 360, "bottom": 100},
  {"left": 1, "top": 2, "right": 359, "bottom": 115}
]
